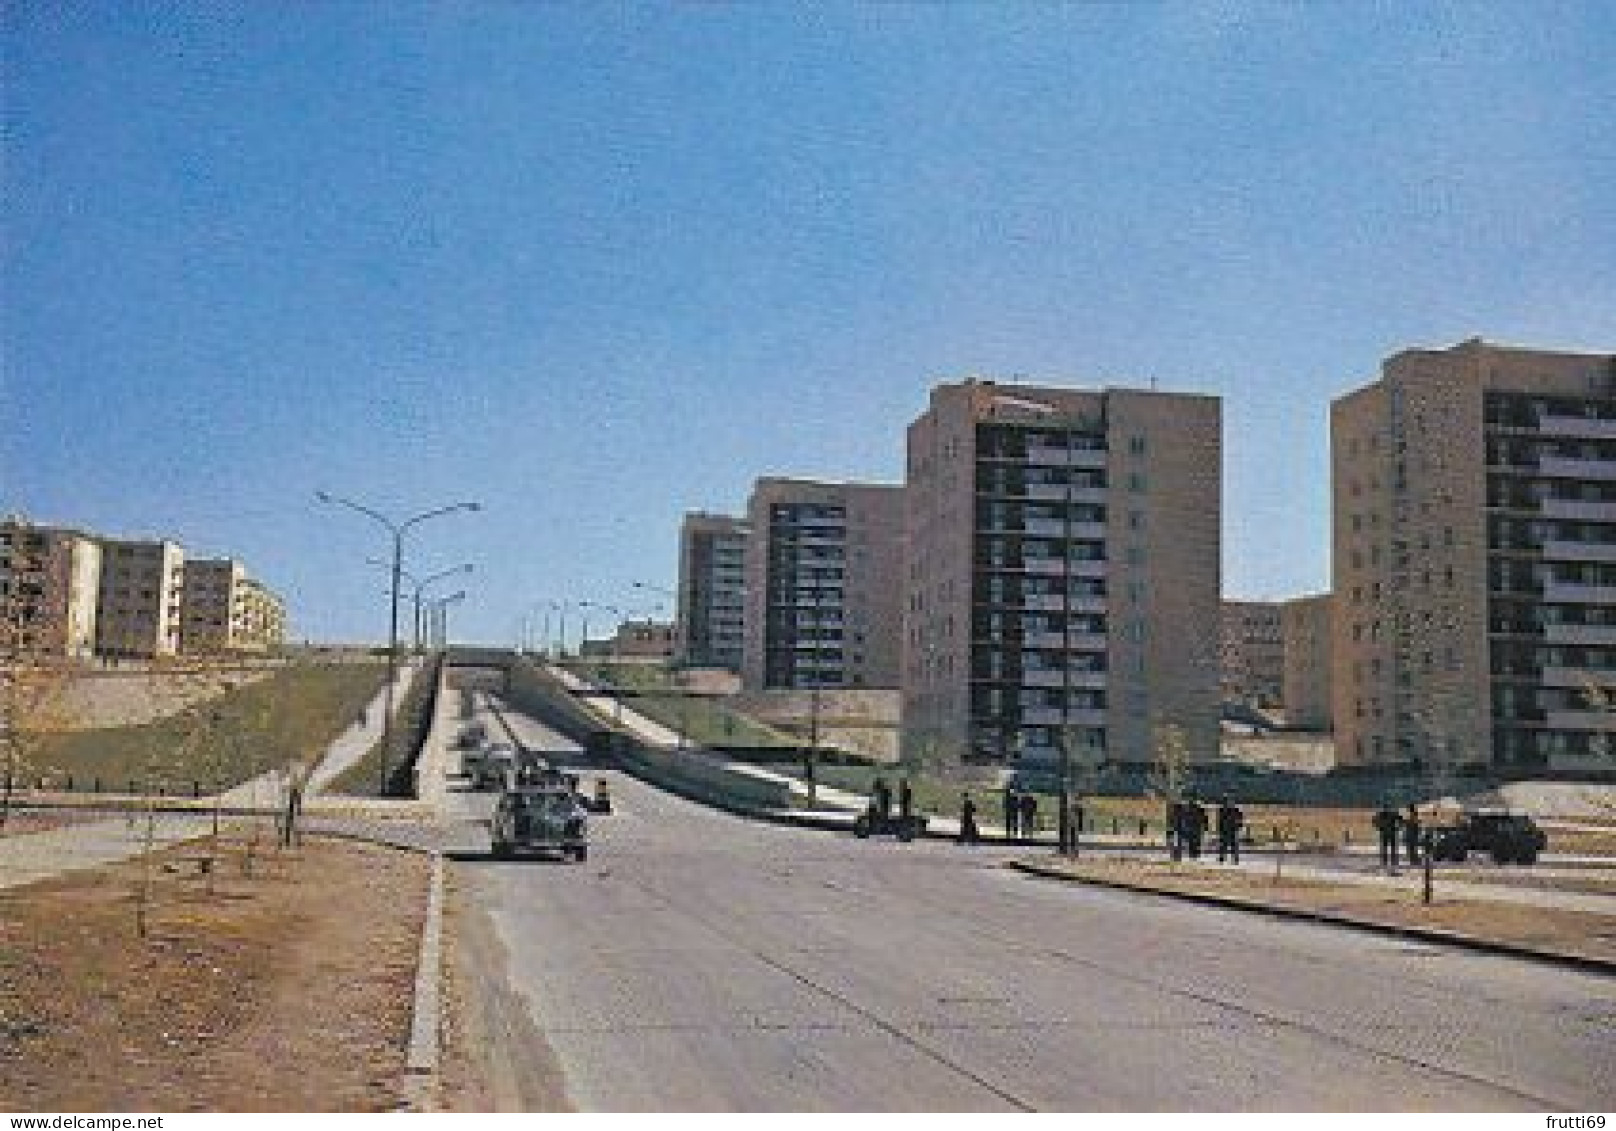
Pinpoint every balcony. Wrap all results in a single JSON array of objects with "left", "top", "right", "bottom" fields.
[
  {"left": 1539, "top": 666, "right": 1612, "bottom": 688},
  {"left": 1544, "top": 580, "right": 1616, "bottom": 605},
  {"left": 1544, "top": 622, "right": 1616, "bottom": 646},
  {"left": 1538, "top": 415, "right": 1616, "bottom": 441},
  {"left": 1024, "top": 445, "right": 1108, "bottom": 469},
  {"left": 1541, "top": 497, "right": 1616, "bottom": 522},
  {"left": 1023, "top": 484, "right": 1108, "bottom": 504},
  {"left": 1539, "top": 455, "right": 1616, "bottom": 481},
  {"left": 1019, "top": 707, "right": 1108, "bottom": 727},
  {"left": 1544, "top": 709, "right": 1616, "bottom": 731},
  {"left": 1020, "top": 668, "right": 1108, "bottom": 690},
  {"left": 1542, "top": 540, "right": 1616, "bottom": 564}
]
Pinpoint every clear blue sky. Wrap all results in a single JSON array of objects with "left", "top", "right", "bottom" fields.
[{"left": 4, "top": 2, "right": 1613, "bottom": 645}]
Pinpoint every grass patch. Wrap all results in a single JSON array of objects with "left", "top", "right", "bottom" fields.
[
  {"left": 35, "top": 662, "right": 387, "bottom": 795},
  {"left": 567, "top": 662, "right": 798, "bottom": 748},
  {"left": 327, "top": 658, "right": 439, "bottom": 797}
]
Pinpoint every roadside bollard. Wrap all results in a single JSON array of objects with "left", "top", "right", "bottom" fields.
[
  {"left": 1138, "top": 818, "right": 1147, "bottom": 837},
  {"left": 93, "top": 777, "right": 101, "bottom": 794},
  {"left": 193, "top": 780, "right": 202, "bottom": 798},
  {"left": 65, "top": 774, "right": 74, "bottom": 791},
  {"left": 1112, "top": 816, "right": 1120, "bottom": 836}
]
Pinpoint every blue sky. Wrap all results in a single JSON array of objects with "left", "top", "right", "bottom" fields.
[{"left": 4, "top": 2, "right": 1613, "bottom": 645}]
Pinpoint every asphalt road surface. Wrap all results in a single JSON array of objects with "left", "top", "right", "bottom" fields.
[{"left": 446, "top": 699, "right": 1615, "bottom": 1112}]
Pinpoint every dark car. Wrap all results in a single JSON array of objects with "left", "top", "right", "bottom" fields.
[
  {"left": 490, "top": 785, "right": 589, "bottom": 861},
  {"left": 1429, "top": 811, "right": 1546, "bottom": 865}
]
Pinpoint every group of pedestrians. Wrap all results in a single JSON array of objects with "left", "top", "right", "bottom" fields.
[
  {"left": 1373, "top": 802, "right": 1424, "bottom": 868},
  {"left": 1167, "top": 797, "right": 1245, "bottom": 862},
  {"left": 868, "top": 776, "right": 914, "bottom": 825},
  {"left": 1001, "top": 785, "right": 1043, "bottom": 838}
]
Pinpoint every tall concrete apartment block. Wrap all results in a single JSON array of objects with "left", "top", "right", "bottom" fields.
[
  {"left": 1332, "top": 339, "right": 1616, "bottom": 776},
  {"left": 741, "top": 478, "right": 904, "bottom": 691},
  {"left": 1281, "top": 593, "right": 1333, "bottom": 730},
  {"left": 904, "top": 380, "right": 1221, "bottom": 772},
  {"left": 1220, "top": 600, "right": 1284, "bottom": 707},
  {"left": 96, "top": 538, "right": 186, "bottom": 658},
  {"left": 675, "top": 512, "right": 748, "bottom": 671},
  {"left": 181, "top": 558, "right": 287, "bottom": 654},
  {"left": 0, "top": 519, "right": 102, "bottom": 658}
]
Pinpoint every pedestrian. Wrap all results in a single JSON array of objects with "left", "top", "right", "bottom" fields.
[
  {"left": 1373, "top": 803, "right": 1402, "bottom": 868},
  {"left": 1167, "top": 798, "right": 1184, "bottom": 861},
  {"left": 1182, "top": 798, "right": 1208, "bottom": 859},
  {"left": 959, "top": 793, "right": 980, "bottom": 845},
  {"left": 1003, "top": 783, "right": 1019, "bottom": 838},
  {"left": 1216, "top": 796, "right": 1244, "bottom": 863},
  {"left": 1404, "top": 803, "right": 1422, "bottom": 867},
  {"left": 873, "top": 776, "right": 891, "bottom": 824},
  {"left": 1020, "top": 791, "right": 1039, "bottom": 837},
  {"left": 898, "top": 778, "right": 913, "bottom": 821}
]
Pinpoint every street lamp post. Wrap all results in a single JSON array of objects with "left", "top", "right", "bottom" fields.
[
  {"left": 316, "top": 491, "right": 480, "bottom": 795},
  {"left": 429, "top": 590, "right": 466, "bottom": 649},
  {"left": 413, "top": 564, "right": 474, "bottom": 652}
]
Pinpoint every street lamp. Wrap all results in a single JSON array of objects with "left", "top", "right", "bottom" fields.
[
  {"left": 412, "top": 564, "right": 474, "bottom": 651},
  {"left": 424, "top": 590, "right": 466, "bottom": 649},
  {"left": 315, "top": 491, "right": 480, "bottom": 794}
]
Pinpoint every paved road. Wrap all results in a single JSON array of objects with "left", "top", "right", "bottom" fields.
[{"left": 447, "top": 700, "right": 1616, "bottom": 1112}]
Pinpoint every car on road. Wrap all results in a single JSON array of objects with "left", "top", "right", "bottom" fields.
[
  {"left": 473, "top": 743, "right": 517, "bottom": 791},
  {"left": 490, "top": 784, "right": 589, "bottom": 861},
  {"left": 1429, "top": 810, "right": 1546, "bottom": 865}
]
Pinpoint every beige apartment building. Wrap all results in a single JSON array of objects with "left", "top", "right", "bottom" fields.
[
  {"left": 0, "top": 519, "right": 102, "bottom": 658},
  {"left": 1332, "top": 339, "right": 1616, "bottom": 777},
  {"left": 741, "top": 478, "right": 904, "bottom": 692},
  {"left": 1220, "top": 600, "right": 1284, "bottom": 708},
  {"left": 675, "top": 511, "right": 748, "bottom": 671},
  {"left": 181, "top": 558, "right": 287, "bottom": 654},
  {"left": 95, "top": 538, "right": 187, "bottom": 658},
  {"left": 904, "top": 379, "right": 1221, "bottom": 774},
  {"left": 1281, "top": 592, "right": 1333, "bottom": 730}
]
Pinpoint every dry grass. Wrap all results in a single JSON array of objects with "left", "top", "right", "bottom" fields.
[
  {"left": 1027, "top": 856, "right": 1616, "bottom": 961},
  {"left": 0, "top": 834, "right": 427, "bottom": 1111}
]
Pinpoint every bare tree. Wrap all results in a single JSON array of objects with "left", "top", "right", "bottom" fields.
[
  {"left": 0, "top": 526, "right": 75, "bottom": 829},
  {"left": 1147, "top": 721, "right": 1193, "bottom": 860}
]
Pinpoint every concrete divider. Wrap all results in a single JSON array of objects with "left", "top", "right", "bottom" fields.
[{"left": 614, "top": 740, "right": 794, "bottom": 811}]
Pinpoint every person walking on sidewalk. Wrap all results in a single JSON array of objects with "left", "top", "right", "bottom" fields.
[
  {"left": 1020, "top": 792, "right": 1039, "bottom": 837},
  {"left": 1216, "top": 797, "right": 1245, "bottom": 863},
  {"left": 898, "top": 778, "right": 913, "bottom": 822},
  {"left": 959, "top": 793, "right": 980, "bottom": 845},
  {"left": 1403, "top": 803, "right": 1423, "bottom": 867},
  {"left": 1003, "top": 784, "right": 1019, "bottom": 838},
  {"left": 1373, "top": 804, "right": 1402, "bottom": 868}
]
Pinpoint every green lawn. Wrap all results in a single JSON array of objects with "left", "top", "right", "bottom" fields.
[
  {"left": 567, "top": 662, "right": 798, "bottom": 748},
  {"left": 34, "top": 662, "right": 387, "bottom": 795},
  {"left": 327, "top": 661, "right": 438, "bottom": 797}
]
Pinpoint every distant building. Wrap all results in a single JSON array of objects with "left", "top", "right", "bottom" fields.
[
  {"left": 675, "top": 511, "right": 748, "bottom": 670},
  {"left": 903, "top": 379, "right": 1221, "bottom": 771},
  {"left": 1220, "top": 600, "right": 1284, "bottom": 708},
  {"left": 0, "top": 518, "right": 102, "bottom": 659},
  {"left": 1332, "top": 339, "right": 1616, "bottom": 776},
  {"left": 742, "top": 477, "right": 904, "bottom": 692},
  {"left": 181, "top": 558, "right": 287, "bottom": 654},
  {"left": 95, "top": 538, "right": 186, "bottom": 658},
  {"left": 1281, "top": 593, "right": 1333, "bottom": 730}
]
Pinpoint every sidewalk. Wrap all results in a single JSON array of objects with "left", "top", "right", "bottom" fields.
[{"left": 0, "top": 659, "right": 426, "bottom": 892}]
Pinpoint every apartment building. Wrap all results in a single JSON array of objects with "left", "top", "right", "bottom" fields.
[
  {"left": 181, "top": 558, "right": 287, "bottom": 654},
  {"left": 1331, "top": 339, "right": 1616, "bottom": 776},
  {"left": 95, "top": 538, "right": 186, "bottom": 658},
  {"left": 1281, "top": 593, "right": 1333, "bottom": 730},
  {"left": 741, "top": 478, "right": 904, "bottom": 692},
  {"left": 904, "top": 379, "right": 1221, "bottom": 775},
  {"left": 0, "top": 519, "right": 102, "bottom": 658},
  {"left": 675, "top": 512, "right": 748, "bottom": 670},
  {"left": 1220, "top": 600, "right": 1284, "bottom": 708}
]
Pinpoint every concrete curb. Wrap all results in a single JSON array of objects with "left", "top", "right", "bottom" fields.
[
  {"left": 1008, "top": 860, "right": 1616, "bottom": 977},
  {"left": 402, "top": 850, "right": 446, "bottom": 1112}
]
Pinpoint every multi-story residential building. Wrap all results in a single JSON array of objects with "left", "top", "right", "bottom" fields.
[
  {"left": 904, "top": 379, "right": 1221, "bottom": 774},
  {"left": 675, "top": 512, "right": 749, "bottom": 670},
  {"left": 1220, "top": 600, "right": 1285, "bottom": 708},
  {"left": 95, "top": 538, "right": 186, "bottom": 658},
  {"left": 0, "top": 518, "right": 102, "bottom": 659},
  {"left": 583, "top": 619, "right": 675, "bottom": 661},
  {"left": 1281, "top": 593, "right": 1334, "bottom": 730},
  {"left": 741, "top": 478, "right": 904, "bottom": 692},
  {"left": 1332, "top": 339, "right": 1616, "bottom": 777},
  {"left": 181, "top": 558, "right": 287, "bottom": 654}
]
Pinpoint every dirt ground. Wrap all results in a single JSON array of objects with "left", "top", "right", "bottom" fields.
[
  {"left": 1026, "top": 856, "right": 1616, "bottom": 962},
  {"left": 0, "top": 834, "right": 428, "bottom": 1111},
  {"left": 0, "top": 809, "right": 102, "bottom": 839}
]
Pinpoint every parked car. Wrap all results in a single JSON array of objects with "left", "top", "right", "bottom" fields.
[
  {"left": 473, "top": 744, "right": 516, "bottom": 791},
  {"left": 1429, "top": 810, "right": 1546, "bottom": 865},
  {"left": 490, "top": 784, "right": 589, "bottom": 861}
]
